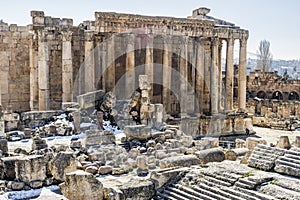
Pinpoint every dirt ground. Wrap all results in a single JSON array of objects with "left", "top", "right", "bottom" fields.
[{"left": 253, "top": 126, "right": 300, "bottom": 146}]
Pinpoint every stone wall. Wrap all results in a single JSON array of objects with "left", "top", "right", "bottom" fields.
[{"left": 0, "top": 22, "right": 31, "bottom": 111}]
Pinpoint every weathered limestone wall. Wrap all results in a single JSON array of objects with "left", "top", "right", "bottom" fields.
[{"left": 0, "top": 22, "right": 31, "bottom": 111}]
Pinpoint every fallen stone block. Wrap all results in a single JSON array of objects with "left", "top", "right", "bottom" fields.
[
  {"left": 0, "top": 156, "right": 23, "bottom": 180},
  {"left": 276, "top": 135, "right": 291, "bottom": 149},
  {"left": 124, "top": 125, "right": 151, "bottom": 141},
  {"left": 225, "top": 148, "right": 249, "bottom": 161},
  {"left": 15, "top": 155, "right": 47, "bottom": 184},
  {"left": 60, "top": 170, "right": 103, "bottom": 200},
  {"left": 159, "top": 155, "right": 199, "bottom": 169},
  {"left": 195, "top": 148, "right": 225, "bottom": 164},
  {"left": 49, "top": 152, "right": 77, "bottom": 182},
  {"left": 246, "top": 137, "right": 267, "bottom": 151}
]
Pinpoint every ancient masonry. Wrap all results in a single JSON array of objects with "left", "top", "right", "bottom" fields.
[
  {"left": 0, "top": 8, "right": 250, "bottom": 135},
  {"left": 247, "top": 70, "right": 300, "bottom": 129}
]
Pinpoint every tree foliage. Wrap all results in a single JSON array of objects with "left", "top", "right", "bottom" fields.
[{"left": 257, "top": 40, "right": 273, "bottom": 72}]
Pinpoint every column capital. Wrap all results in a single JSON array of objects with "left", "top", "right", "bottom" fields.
[
  {"left": 239, "top": 36, "right": 248, "bottom": 47},
  {"left": 38, "top": 30, "right": 48, "bottom": 43},
  {"left": 62, "top": 31, "right": 73, "bottom": 42},
  {"left": 144, "top": 34, "right": 154, "bottom": 50},
  {"left": 211, "top": 36, "right": 219, "bottom": 46},
  {"left": 30, "top": 33, "right": 39, "bottom": 51},
  {"left": 84, "top": 30, "right": 95, "bottom": 42},
  {"left": 196, "top": 37, "right": 206, "bottom": 45},
  {"left": 163, "top": 35, "right": 173, "bottom": 50},
  {"left": 227, "top": 37, "right": 235, "bottom": 46}
]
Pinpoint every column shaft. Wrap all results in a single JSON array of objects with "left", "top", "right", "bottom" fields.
[
  {"left": 84, "top": 31, "right": 95, "bottom": 93},
  {"left": 203, "top": 40, "right": 211, "bottom": 114},
  {"left": 105, "top": 38, "right": 115, "bottom": 92},
  {"left": 218, "top": 40, "right": 223, "bottom": 112},
  {"left": 225, "top": 38, "right": 234, "bottom": 112},
  {"left": 38, "top": 31, "right": 50, "bottom": 110},
  {"left": 145, "top": 34, "right": 153, "bottom": 97},
  {"left": 210, "top": 37, "right": 219, "bottom": 115},
  {"left": 196, "top": 38, "right": 205, "bottom": 115},
  {"left": 29, "top": 34, "right": 39, "bottom": 110},
  {"left": 238, "top": 38, "right": 247, "bottom": 112},
  {"left": 180, "top": 38, "right": 188, "bottom": 117},
  {"left": 62, "top": 31, "right": 73, "bottom": 102},
  {"left": 163, "top": 36, "right": 172, "bottom": 113},
  {"left": 126, "top": 34, "right": 135, "bottom": 97}
]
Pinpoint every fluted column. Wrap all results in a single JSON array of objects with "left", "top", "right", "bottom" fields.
[
  {"left": 38, "top": 30, "right": 50, "bottom": 110},
  {"left": 210, "top": 37, "right": 219, "bottom": 115},
  {"left": 180, "top": 38, "right": 188, "bottom": 117},
  {"left": 203, "top": 40, "right": 211, "bottom": 114},
  {"left": 218, "top": 40, "right": 223, "bottom": 112},
  {"left": 163, "top": 36, "right": 172, "bottom": 113},
  {"left": 126, "top": 34, "right": 135, "bottom": 96},
  {"left": 29, "top": 33, "right": 39, "bottom": 110},
  {"left": 225, "top": 37, "right": 234, "bottom": 112},
  {"left": 196, "top": 37, "right": 205, "bottom": 115},
  {"left": 84, "top": 31, "right": 95, "bottom": 93},
  {"left": 238, "top": 37, "right": 248, "bottom": 112},
  {"left": 145, "top": 34, "right": 154, "bottom": 97},
  {"left": 62, "top": 31, "right": 73, "bottom": 102},
  {"left": 105, "top": 37, "right": 115, "bottom": 92}
]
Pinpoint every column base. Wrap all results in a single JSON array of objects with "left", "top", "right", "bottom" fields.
[
  {"left": 237, "top": 108, "right": 247, "bottom": 113},
  {"left": 225, "top": 109, "right": 235, "bottom": 115},
  {"left": 179, "top": 113, "right": 189, "bottom": 119}
]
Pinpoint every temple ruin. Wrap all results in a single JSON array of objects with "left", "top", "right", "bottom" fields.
[
  {"left": 0, "top": 7, "right": 251, "bottom": 136},
  {"left": 1, "top": 7, "right": 300, "bottom": 200}
]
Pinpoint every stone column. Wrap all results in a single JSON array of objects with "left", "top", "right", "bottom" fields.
[
  {"left": 38, "top": 30, "right": 50, "bottom": 111},
  {"left": 203, "top": 40, "right": 211, "bottom": 114},
  {"left": 210, "top": 37, "right": 219, "bottom": 115},
  {"left": 145, "top": 34, "right": 154, "bottom": 98},
  {"left": 179, "top": 38, "right": 188, "bottom": 117},
  {"left": 163, "top": 36, "right": 172, "bottom": 113},
  {"left": 62, "top": 31, "right": 73, "bottom": 102},
  {"left": 29, "top": 33, "right": 39, "bottom": 110},
  {"left": 225, "top": 37, "right": 234, "bottom": 113},
  {"left": 84, "top": 31, "right": 95, "bottom": 93},
  {"left": 238, "top": 37, "right": 248, "bottom": 112},
  {"left": 196, "top": 38, "right": 205, "bottom": 115},
  {"left": 218, "top": 40, "right": 223, "bottom": 112},
  {"left": 126, "top": 34, "right": 135, "bottom": 97},
  {"left": 105, "top": 37, "right": 115, "bottom": 92}
]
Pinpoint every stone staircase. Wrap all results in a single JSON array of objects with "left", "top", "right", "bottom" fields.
[
  {"left": 248, "top": 144, "right": 285, "bottom": 171},
  {"left": 274, "top": 147, "right": 300, "bottom": 177},
  {"left": 156, "top": 169, "right": 275, "bottom": 200}
]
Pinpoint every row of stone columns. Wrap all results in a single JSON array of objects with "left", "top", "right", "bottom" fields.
[{"left": 29, "top": 30, "right": 247, "bottom": 115}]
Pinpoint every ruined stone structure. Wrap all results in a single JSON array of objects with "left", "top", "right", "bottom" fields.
[
  {"left": 247, "top": 70, "right": 300, "bottom": 129},
  {"left": 248, "top": 70, "right": 300, "bottom": 101},
  {"left": 0, "top": 8, "right": 251, "bottom": 135}
]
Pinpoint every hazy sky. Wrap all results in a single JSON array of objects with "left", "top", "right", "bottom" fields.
[{"left": 2, "top": 0, "right": 300, "bottom": 60}]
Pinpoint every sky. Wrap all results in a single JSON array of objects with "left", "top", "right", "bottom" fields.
[{"left": 1, "top": 0, "right": 300, "bottom": 60}]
